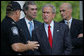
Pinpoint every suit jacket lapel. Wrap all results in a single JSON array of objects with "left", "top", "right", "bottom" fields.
[
  {"left": 22, "top": 19, "right": 31, "bottom": 40},
  {"left": 40, "top": 23, "right": 51, "bottom": 49},
  {"left": 52, "top": 22, "right": 60, "bottom": 48},
  {"left": 33, "top": 20, "right": 38, "bottom": 29},
  {"left": 69, "top": 19, "right": 76, "bottom": 37}
]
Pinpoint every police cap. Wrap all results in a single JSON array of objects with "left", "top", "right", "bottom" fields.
[{"left": 6, "top": 2, "right": 22, "bottom": 11}]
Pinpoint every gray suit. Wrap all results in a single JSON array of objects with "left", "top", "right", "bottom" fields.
[{"left": 32, "top": 21, "right": 72, "bottom": 55}]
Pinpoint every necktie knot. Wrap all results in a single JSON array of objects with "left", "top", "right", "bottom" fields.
[
  {"left": 28, "top": 21, "right": 32, "bottom": 25},
  {"left": 66, "top": 21, "right": 70, "bottom": 25},
  {"left": 66, "top": 21, "right": 70, "bottom": 28},
  {"left": 48, "top": 25, "right": 51, "bottom": 28}
]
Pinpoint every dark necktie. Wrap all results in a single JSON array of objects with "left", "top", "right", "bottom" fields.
[
  {"left": 66, "top": 21, "right": 70, "bottom": 28},
  {"left": 48, "top": 25, "right": 52, "bottom": 48}
]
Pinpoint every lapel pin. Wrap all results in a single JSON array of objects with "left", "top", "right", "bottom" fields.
[
  {"left": 12, "top": 21, "right": 15, "bottom": 24},
  {"left": 57, "top": 30, "right": 59, "bottom": 32}
]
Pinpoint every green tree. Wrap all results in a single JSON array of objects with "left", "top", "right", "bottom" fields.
[
  {"left": 1, "top": 1, "right": 80, "bottom": 22},
  {"left": 1, "top": 1, "right": 10, "bottom": 22}
]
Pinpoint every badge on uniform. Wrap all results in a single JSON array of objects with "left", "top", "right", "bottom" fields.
[
  {"left": 11, "top": 26, "right": 19, "bottom": 35},
  {"left": 11, "top": 21, "right": 15, "bottom": 24}
]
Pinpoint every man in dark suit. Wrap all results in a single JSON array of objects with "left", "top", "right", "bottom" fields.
[
  {"left": 32, "top": 4, "right": 72, "bottom": 55},
  {"left": 59, "top": 3, "right": 83, "bottom": 55},
  {"left": 17, "top": 1, "right": 42, "bottom": 55}
]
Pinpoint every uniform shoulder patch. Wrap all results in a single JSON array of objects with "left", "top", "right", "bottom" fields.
[
  {"left": 11, "top": 21, "right": 15, "bottom": 24},
  {"left": 11, "top": 26, "right": 19, "bottom": 35}
]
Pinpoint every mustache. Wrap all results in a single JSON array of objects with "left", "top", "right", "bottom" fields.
[{"left": 33, "top": 14, "right": 37, "bottom": 16}]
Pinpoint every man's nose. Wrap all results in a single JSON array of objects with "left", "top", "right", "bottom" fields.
[
  {"left": 34, "top": 10, "right": 37, "bottom": 13},
  {"left": 44, "top": 13, "right": 48, "bottom": 16}
]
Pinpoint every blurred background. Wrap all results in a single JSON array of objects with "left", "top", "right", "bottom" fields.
[{"left": 1, "top": 1, "right": 83, "bottom": 23}]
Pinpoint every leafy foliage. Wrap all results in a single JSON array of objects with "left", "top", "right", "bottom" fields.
[{"left": 1, "top": 1, "right": 80, "bottom": 22}]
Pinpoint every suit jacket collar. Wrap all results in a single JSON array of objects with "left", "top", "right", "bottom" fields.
[
  {"left": 69, "top": 18, "right": 76, "bottom": 33},
  {"left": 53, "top": 21, "right": 62, "bottom": 48},
  {"left": 33, "top": 20, "right": 39, "bottom": 29},
  {"left": 60, "top": 18, "right": 76, "bottom": 32},
  {"left": 24, "top": 17, "right": 39, "bottom": 29}
]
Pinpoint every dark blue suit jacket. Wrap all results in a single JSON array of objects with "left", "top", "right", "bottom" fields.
[
  {"left": 60, "top": 18, "right": 83, "bottom": 55},
  {"left": 16, "top": 18, "right": 42, "bottom": 55},
  {"left": 32, "top": 21, "right": 72, "bottom": 55}
]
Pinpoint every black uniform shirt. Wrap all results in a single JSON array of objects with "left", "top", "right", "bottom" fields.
[{"left": 1, "top": 16, "right": 26, "bottom": 55}]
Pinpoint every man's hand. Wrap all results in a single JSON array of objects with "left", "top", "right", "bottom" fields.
[
  {"left": 77, "top": 33, "right": 83, "bottom": 38},
  {"left": 26, "top": 41, "right": 40, "bottom": 51},
  {"left": 11, "top": 41, "right": 40, "bottom": 52}
]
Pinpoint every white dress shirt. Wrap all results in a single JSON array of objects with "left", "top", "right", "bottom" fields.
[
  {"left": 24, "top": 17, "right": 34, "bottom": 31},
  {"left": 44, "top": 20, "right": 54, "bottom": 38},
  {"left": 64, "top": 17, "right": 72, "bottom": 29}
]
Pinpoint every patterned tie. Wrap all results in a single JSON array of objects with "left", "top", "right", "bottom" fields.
[
  {"left": 28, "top": 21, "right": 33, "bottom": 37},
  {"left": 67, "top": 21, "right": 70, "bottom": 28},
  {"left": 48, "top": 25, "right": 52, "bottom": 48}
]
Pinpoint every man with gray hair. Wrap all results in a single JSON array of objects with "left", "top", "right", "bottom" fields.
[
  {"left": 32, "top": 4, "right": 72, "bottom": 55},
  {"left": 59, "top": 3, "right": 83, "bottom": 55},
  {"left": 17, "top": 1, "right": 42, "bottom": 55}
]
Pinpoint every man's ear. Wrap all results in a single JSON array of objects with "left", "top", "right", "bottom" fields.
[{"left": 15, "top": 10, "right": 20, "bottom": 15}]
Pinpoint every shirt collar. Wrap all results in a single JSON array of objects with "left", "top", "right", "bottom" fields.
[
  {"left": 25, "top": 17, "right": 34, "bottom": 23},
  {"left": 44, "top": 20, "right": 54, "bottom": 28},
  {"left": 64, "top": 17, "right": 72, "bottom": 24}
]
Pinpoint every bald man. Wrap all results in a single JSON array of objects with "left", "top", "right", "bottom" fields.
[{"left": 59, "top": 3, "right": 83, "bottom": 55}]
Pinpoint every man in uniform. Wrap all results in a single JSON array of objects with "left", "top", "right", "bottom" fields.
[{"left": 1, "top": 2, "right": 39, "bottom": 55}]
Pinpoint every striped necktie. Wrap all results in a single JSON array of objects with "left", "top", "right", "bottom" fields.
[{"left": 66, "top": 21, "right": 70, "bottom": 28}]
